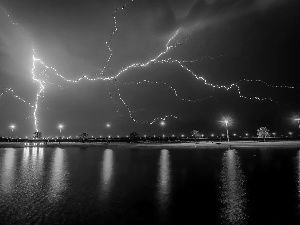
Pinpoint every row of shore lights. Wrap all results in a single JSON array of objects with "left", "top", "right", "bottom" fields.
[
  {"left": 7, "top": 116, "right": 300, "bottom": 140},
  {"left": 9, "top": 124, "right": 66, "bottom": 133}
]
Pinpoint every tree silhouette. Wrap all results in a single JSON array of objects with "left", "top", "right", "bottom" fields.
[
  {"left": 79, "top": 133, "right": 88, "bottom": 143},
  {"left": 257, "top": 127, "right": 270, "bottom": 142},
  {"left": 130, "top": 132, "right": 139, "bottom": 142},
  {"left": 33, "top": 131, "right": 42, "bottom": 139},
  {"left": 191, "top": 130, "right": 201, "bottom": 141}
]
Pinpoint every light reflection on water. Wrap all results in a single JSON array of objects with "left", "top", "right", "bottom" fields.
[
  {"left": 1, "top": 147, "right": 300, "bottom": 224},
  {"left": 157, "top": 149, "right": 171, "bottom": 212},
  {"left": 21, "top": 147, "right": 45, "bottom": 189},
  {"left": 0, "top": 148, "right": 16, "bottom": 193},
  {"left": 48, "top": 147, "right": 68, "bottom": 202},
  {"left": 220, "top": 149, "right": 247, "bottom": 225},
  {"left": 100, "top": 149, "right": 114, "bottom": 200},
  {"left": 297, "top": 150, "right": 300, "bottom": 208}
]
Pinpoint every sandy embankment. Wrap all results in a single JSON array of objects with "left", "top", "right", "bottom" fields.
[{"left": 0, "top": 141, "right": 300, "bottom": 149}]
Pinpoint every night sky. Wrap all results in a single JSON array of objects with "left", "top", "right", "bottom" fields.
[{"left": 0, "top": 0, "right": 300, "bottom": 138}]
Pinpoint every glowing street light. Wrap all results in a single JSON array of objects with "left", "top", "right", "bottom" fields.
[
  {"left": 160, "top": 120, "right": 166, "bottom": 126},
  {"left": 9, "top": 124, "right": 15, "bottom": 132},
  {"left": 106, "top": 123, "right": 111, "bottom": 128},
  {"left": 294, "top": 115, "right": 300, "bottom": 129},
  {"left": 58, "top": 124, "right": 64, "bottom": 133},
  {"left": 221, "top": 117, "right": 232, "bottom": 142}
]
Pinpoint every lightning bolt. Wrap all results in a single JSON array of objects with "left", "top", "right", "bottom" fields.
[
  {"left": 123, "top": 80, "right": 214, "bottom": 103},
  {"left": 31, "top": 52, "right": 46, "bottom": 132},
  {"left": 0, "top": 87, "right": 35, "bottom": 108},
  {"left": 1, "top": 0, "right": 300, "bottom": 134}
]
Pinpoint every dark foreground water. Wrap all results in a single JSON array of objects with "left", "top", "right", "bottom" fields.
[{"left": 0, "top": 146, "right": 300, "bottom": 224}]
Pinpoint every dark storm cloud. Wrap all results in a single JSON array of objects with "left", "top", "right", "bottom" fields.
[
  {"left": 0, "top": 0, "right": 299, "bottom": 137},
  {"left": 139, "top": 0, "right": 288, "bottom": 36}
]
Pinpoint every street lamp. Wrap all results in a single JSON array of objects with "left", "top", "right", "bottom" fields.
[
  {"left": 58, "top": 124, "right": 64, "bottom": 133},
  {"left": 106, "top": 123, "right": 111, "bottom": 128},
  {"left": 294, "top": 116, "right": 300, "bottom": 129},
  {"left": 221, "top": 118, "right": 231, "bottom": 142},
  {"left": 9, "top": 124, "right": 15, "bottom": 132}
]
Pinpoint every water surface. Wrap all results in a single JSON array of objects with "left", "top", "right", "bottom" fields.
[{"left": 0, "top": 146, "right": 299, "bottom": 224}]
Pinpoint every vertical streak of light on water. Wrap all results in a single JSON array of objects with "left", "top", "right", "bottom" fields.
[
  {"left": 48, "top": 148, "right": 67, "bottom": 202},
  {"left": 29, "top": 147, "right": 44, "bottom": 183},
  {"left": 23, "top": 147, "right": 30, "bottom": 168},
  {"left": 0, "top": 148, "right": 16, "bottom": 193},
  {"left": 36, "top": 147, "right": 44, "bottom": 178},
  {"left": 31, "top": 147, "right": 38, "bottom": 168},
  {"left": 220, "top": 149, "right": 247, "bottom": 225},
  {"left": 21, "top": 146, "right": 45, "bottom": 192},
  {"left": 297, "top": 150, "right": 300, "bottom": 208},
  {"left": 157, "top": 149, "right": 171, "bottom": 213},
  {"left": 100, "top": 149, "right": 114, "bottom": 200},
  {"left": 21, "top": 147, "right": 30, "bottom": 191},
  {"left": 38, "top": 147, "right": 43, "bottom": 161}
]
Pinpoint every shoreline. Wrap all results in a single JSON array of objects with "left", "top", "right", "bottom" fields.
[{"left": 0, "top": 140, "right": 300, "bottom": 149}]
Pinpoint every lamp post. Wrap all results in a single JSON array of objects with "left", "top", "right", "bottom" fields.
[
  {"left": 220, "top": 117, "right": 232, "bottom": 142},
  {"left": 58, "top": 124, "right": 64, "bottom": 133},
  {"left": 9, "top": 124, "right": 15, "bottom": 133},
  {"left": 295, "top": 117, "right": 300, "bottom": 129},
  {"left": 225, "top": 120, "right": 229, "bottom": 142},
  {"left": 9, "top": 124, "right": 15, "bottom": 140},
  {"left": 221, "top": 119, "right": 230, "bottom": 142}
]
